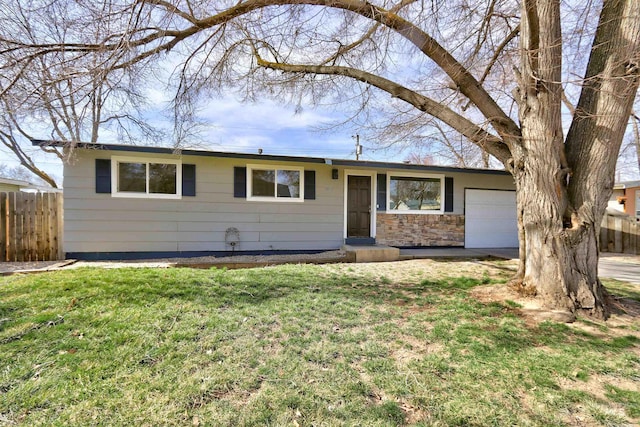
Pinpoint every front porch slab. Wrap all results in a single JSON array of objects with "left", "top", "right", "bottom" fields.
[{"left": 342, "top": 244, "right": 400, "bottom": 263}]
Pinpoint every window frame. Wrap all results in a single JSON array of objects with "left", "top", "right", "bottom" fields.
[
  {"left": 246, "top": 164, "right": 305, "bottom": 202},
  {"left": 111, "top": 155, "right": 182, "bottom": 199},
  {"left": 386, "top": 172, "right": 445, "bottom": 214}
]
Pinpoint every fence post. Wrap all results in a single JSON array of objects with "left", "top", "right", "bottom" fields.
[
  {"left": 607, "top": 215, "right": 615, "bottom": 252},
  {"left": 26, "top": 193, "right": 35, "bottom": 261},
  {"left": 600, "top": 216, "right": 608, "bottom": 252},
  {"left": 0, "top": 193, "right": 6, "bottom": 262},
  {"left": 622, "top": 219, "right": 630, "bottom": 254},
  {"left": 35, "top": 194, "right": 43, "bottom": 261},
  {"left": 600, "top": 213, "right": 639, "bottom": 255},
  {"left": 56, "top": 193, "right": 63, "bottom": 260},
  {"left": 43, "top": 193, "right": 52, "bottom": 261},
  {"left": 613, "top": 217, "right": 622, "bottom": 253},
  {"left": 7, "top": 192, "right": 18, "bottom": 261},
  {"left": 46, "top": 193, "right": 56, "bottom": 261}
]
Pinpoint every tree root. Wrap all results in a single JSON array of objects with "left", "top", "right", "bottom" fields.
[{"left": 508, "top": 278, "right": 537, "bottom": 297}]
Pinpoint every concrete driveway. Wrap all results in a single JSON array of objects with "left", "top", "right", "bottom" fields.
[{"left": 598, "top": 254, "right": 640, "bottom": 285}]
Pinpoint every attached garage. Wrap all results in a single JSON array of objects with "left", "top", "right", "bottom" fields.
[{"left": 464, "top": 189, "right": 518, "bottom": 248}]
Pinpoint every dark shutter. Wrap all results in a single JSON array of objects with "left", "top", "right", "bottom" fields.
[
  {"left": 95, "top": 159, "right": 111, "bottom": 193},
  {"left": 304, "top": 170, "right": 316, "bottom": 200},
  {"left": 234, "top": 167, "right": 247, "bottom": 198},
  {"left": 444, "top": 177, "right": 454, "bottom": 212},
  {"left": 182, "top": 164, "right": 196, "bottom": 196},
  {"left": 376, "top": 173, "right": 387, "bottom": 211}
]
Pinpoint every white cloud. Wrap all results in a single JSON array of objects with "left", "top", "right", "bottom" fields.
[{"left": 200, "top": 95, "right": 332, "bottom": 130}]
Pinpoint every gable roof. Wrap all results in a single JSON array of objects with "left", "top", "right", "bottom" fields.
[
  {"left": 0, "top": 177, "right": 32, "bottom": 187},
  {"left": 32, "top": 139, "right": 511, "bottom": 176},
  {"left": 0, "top": 176, "right": 60, "bottom": 193},
  {"left": 614, "top": 180, "right": 640, "bottom": 189}
]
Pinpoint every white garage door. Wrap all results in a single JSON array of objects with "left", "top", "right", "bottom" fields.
[{"left": 465, "top": 189, "right": 518, "bottom": 248}]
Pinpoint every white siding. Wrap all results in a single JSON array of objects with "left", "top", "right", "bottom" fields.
[
  {"left": 64, "top": 149, "right": 517, "bottom": 255},
  {"left": 63, "top": 150, "right": 344, "bottom": 254}
]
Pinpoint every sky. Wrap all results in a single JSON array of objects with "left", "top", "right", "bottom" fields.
[
  {"left": 0, "top": 93, "right": 414, "bottom": 187},
  {"left": 2, "top": 94, "right": 639, "bottom": 186},
  {"left": 191, "top": 96, "right": 366, "bottom": 158}
]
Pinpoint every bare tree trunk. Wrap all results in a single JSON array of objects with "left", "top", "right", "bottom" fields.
[
  {"left": 513, "top": 0, "right": 640, "bottom": 319},
  {"left": 514, "top": 174, "right": 606, "bottom": 317}
]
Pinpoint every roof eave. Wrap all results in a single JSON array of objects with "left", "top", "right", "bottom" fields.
[{"left": 32, "top": 139, "right": 512, "bottom": 176}]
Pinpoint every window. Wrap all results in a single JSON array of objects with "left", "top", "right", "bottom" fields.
[
  {"left": 112, "top": 156, "right": 182, "bottom": 199},
  {"left": 247, "top": 165, "right": 303, "bottom": 201},
  {"left": 388, "top": 174, "right": 443, "bottom": 212}
]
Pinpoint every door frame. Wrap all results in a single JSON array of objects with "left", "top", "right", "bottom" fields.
[{"left": 343, "top": 170, "right": 376, "bottom": 239}]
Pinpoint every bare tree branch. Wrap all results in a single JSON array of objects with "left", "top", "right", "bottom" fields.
[{"left": 256, "top": 55, "right": 512, "bottom": 164}]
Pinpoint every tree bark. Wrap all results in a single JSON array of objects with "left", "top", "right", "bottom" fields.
[{"left": 513, "top": 0, "right": 640, "bottom": 319}]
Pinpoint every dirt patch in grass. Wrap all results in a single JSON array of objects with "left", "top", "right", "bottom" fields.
[
  {"left": 557, "top": 375, "right": 640, "bottom": 426},
  {"left": 558, "top": 375, "right": 639, "bottom": 402},
  {"left": 392, "top": 341, "right": 444, "bottom": 365},
  {"left": 472, "top": 283, "right": 640, "bottom": 332},
  {"left": 0, "top": 260, "right": 75, "bottom": 275},
  {"left": 471, "top": 282, "right": 640, "bottom": 349},
  {"left": 323, "top": 258, "right": 518, "bottom": 284},
  {"left": 608, "top": 294, "right": 640, "bottom": 323},
  {"left": 470, "top": 282, "right": 574, "bottom": 323}
]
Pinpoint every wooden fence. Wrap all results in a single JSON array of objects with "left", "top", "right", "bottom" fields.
[
  {"left": 1, "top": 192, "right": 63, "bottom": 262},
  {"left": 600, "top": 213, "right": 640, "bottom": 255}
]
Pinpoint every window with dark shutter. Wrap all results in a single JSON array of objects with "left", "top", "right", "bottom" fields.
[
  {"left": 234, "top": 167, "right": 247, "bottom": 198},
  {"left": 304, "top": 170, "right": 316, "bottom": 200},
  {"left": 444, "top": 177, "right": 454, "bottom": 212},
  {"left": 95, "top": 159, "right": 111, "bottom": 193},
  {"left": 182, "top": 164, "right": 196, "bottom": 196},
  {"left": 377, "top": 174, "right": 387, "bottom": 211}
]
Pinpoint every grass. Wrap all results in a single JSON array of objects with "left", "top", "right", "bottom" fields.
[{"left": 0, "top": 262, "right": 638, "bottom": 426}]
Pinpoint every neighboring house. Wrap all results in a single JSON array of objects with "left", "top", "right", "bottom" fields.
[
  {"left": 608, "top": 181, "right": 640, "bottom": 220},
  {"left": 0, "top": 177, "right": 33, "bottom": 192},
  {"left": 34, "top": 141, "right": 518, "bottom": 260},
  {"left": 0, "top": 176, "right": 61, "bottom": 193}
]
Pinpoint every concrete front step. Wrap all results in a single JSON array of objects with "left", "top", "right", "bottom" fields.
[{"left": 342, "top": 244, "right": 400, "bottom": 263}]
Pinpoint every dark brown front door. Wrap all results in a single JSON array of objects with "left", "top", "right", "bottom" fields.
[{"left": 347, "top": 175, "right": 371, "bottom": 237}]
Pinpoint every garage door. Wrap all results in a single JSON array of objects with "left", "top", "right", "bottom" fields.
[{"left": 465, "top": 189, "right": 518, "bottom": 248}]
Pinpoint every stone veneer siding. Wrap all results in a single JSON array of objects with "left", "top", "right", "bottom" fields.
[{"left": 376, "top": 213, "right": 465, "bottom": 247}]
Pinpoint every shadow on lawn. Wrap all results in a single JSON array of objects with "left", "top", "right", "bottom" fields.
[
  {"left": 2, "top": 264, "right": 640, "bottom": 427},
  {"left": 2, "top": 266, "right": 638, "bottom": 356}
]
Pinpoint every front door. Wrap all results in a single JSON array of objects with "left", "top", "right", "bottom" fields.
[{"left": 347, "top": 175, "right": 371, "bottom": 237}]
